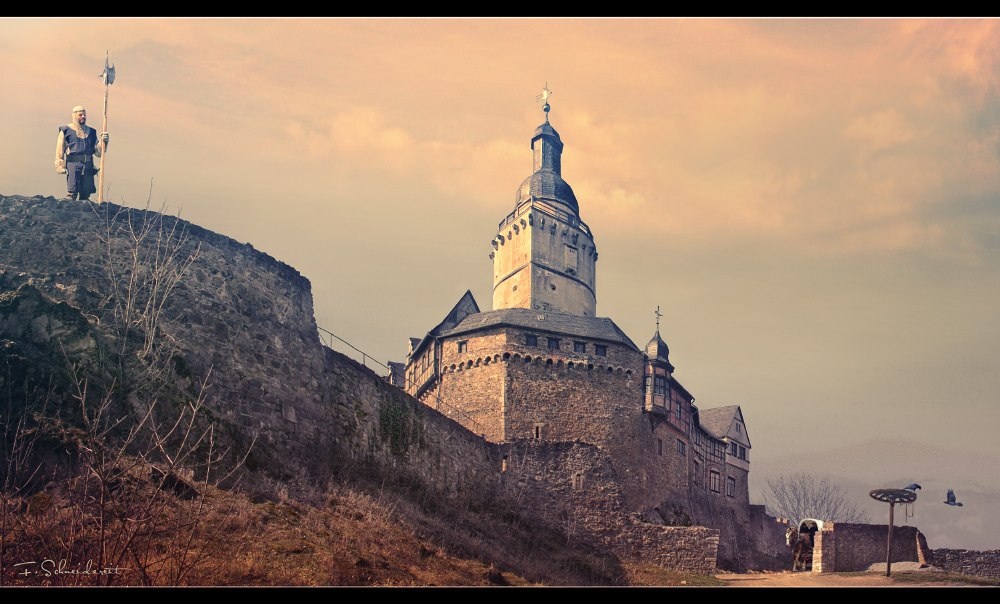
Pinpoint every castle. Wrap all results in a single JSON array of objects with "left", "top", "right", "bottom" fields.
[{"left": 395, "top": 100, "right": 761, "bottom": 549}]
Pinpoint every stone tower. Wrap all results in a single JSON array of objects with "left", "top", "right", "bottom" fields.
[{"left": 490, "top": 106, "right": 598, "bottom": 316}]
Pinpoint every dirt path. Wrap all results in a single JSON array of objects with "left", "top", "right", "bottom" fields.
[
  {"left": 717, "top": 571, "right": 895, "bottom": 587},
  {"left": 715, "top": 566, "right": 991, "bottom": 587}
]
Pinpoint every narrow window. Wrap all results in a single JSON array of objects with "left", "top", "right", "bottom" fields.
[
  {"left": 547, "top": 337, "right": 560, "bottom": 350},
  {"left": 595, "top": 344, "right": 607, "bottom": 357},
  {"left": 533, "top": 423, "right": 544, "bottom": 440},
  {"left": 573, "top": 341, "right": 586, "bottom": 353},
  {"left": 572, "top": 471, "right": 585, "bottom": 491},
  {"left": 654, "top": 376, "right": 667, "bottom": 396},
  {"left": 525, "top": 334, "right": 538, "bottom": 347},
  {"left": 458, "top": 340, "right": 468, "bottom": 353},
  {"left": 692, "top": 460, "right": 700, "bottom": 485},
  {"left": 676, "top": 439, "right": 686, "bottom": 456},
  {"left": 657, "top": 438, "right": 663, "bottom": 456},
  {"left": 731, "top": 441, "right": 739, "bottom": 456},
  {"left": 727, "top": 476, "right": 736, "bottom": 497},
  {"left": 710, "top": 470, "right": 720, "bottom": 493}
]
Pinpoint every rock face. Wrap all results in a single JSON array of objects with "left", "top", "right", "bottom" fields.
[
  {"left": 0, "top": 283, "right": 99, "bottom": 405},
  {"left": 0, "top": 194, "right": 730, "bottom": 574}
]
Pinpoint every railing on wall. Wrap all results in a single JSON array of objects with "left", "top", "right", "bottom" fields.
[
  {"left": 317, "top": 325, "right": 489, "bottom": 438},
  {"left": 317, "top": 326, "right": 389, "bottom": 372}
]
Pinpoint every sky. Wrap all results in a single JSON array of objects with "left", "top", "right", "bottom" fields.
[{"left": 1, "top": 18, "right": 999, "bottom": 544}]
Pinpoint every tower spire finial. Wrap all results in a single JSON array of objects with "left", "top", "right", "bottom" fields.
[
  {"left": 654, "top": 305, "right": 663, "bottom": 331},
  {"left": 536, "top": 82, "right": 552, "bottom": 122}
]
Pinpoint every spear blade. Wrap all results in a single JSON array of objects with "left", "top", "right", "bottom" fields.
[{"left": 99, "top": 51, "right": 116, "bottom": 86}]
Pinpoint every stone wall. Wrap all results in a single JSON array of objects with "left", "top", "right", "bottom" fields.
[
  {"left": 931, "top": 549, "right": 1000, "bottom": 580},
  {"left": 505, "top": 354, "right": 640, "bottom": 447},
  {"left": 0, "top": 195, "right": 334, "bottom": 474},
  {"left": 323, "top": 347, "right": 503, "bottom": 501},
  {"left": 428, "top": 326, "right": 642, "bottom": 445},
  {"left": 0, "top": 195, "right": 510, "bottom": 492},
  {"left": 685, "top": 484, "right": 788, "bottom": 571},
  {"left": 500, "top": 439, "right": 719, "bottom": 574},
  {"left": 815, "top": 523, "right": 923, "bottom": 572},
  {"left": 424, "top": 357, "right": 507, "bottom": 441},
  {"left": 745, "top": 506, "right": 793, "bottom": 570}
]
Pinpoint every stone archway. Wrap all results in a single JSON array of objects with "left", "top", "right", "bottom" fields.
[{"left": 791, "top": 519, "right": 824, "bottom": 571}]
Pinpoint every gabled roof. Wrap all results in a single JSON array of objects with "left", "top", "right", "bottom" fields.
[
  {"left": 439, "top": 307, "right": 639, "bottom": 350},
  {"left": 409, "top": 290, "right": 481, "bottom": 359},
  {"left": 697, "top": 405, "right": 742, "bottom": 440},
  {"left": 432, "top": 290, "right": 481, "bottom": 336}
]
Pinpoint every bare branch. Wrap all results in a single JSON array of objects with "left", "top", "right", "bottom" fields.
[{"left": 763, "top": 472, "right": 870, "bottom": 524}]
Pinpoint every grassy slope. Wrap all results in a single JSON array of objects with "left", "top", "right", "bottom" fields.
[{"left": 5, "top": 473, "right": 717, "bottom": 586}]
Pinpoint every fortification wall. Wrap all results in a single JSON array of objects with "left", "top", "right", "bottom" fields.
[
  {"left": 932, "top": 549, "right": 1000, "bottom": 580},
  {"left": 504, "top": 354, "right": 639, "bottom": 446},
  {"left": 0, "top": 195, "right": 335, "bottom": 473},
  {"left": 502, "top": 440, "right": 719, "bottom": 574},
  {"left": 324, "top": 347, "right": 503, "bottom": 500},
  {"left": 814, "top": 523, "right": 923, "bottom": 572}
]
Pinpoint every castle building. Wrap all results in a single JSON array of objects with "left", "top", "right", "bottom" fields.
[{"left": 400, "top": 99, "right": 756, "bottom": 550}]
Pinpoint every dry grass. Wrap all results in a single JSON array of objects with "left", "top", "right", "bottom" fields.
[{"left": 3, "top": 475, "right": 645, "bottom": 586}]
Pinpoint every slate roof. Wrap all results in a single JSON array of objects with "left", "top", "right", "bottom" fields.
[
  {"left": 697, "top": 405, "right": 741, "bottom": 440},
  {"left": 516, "top": 170, "right": 579, "bottom": 214},
  {"left": 645, "top": 330, "right": 671, "bottom": 363},
  {"left": 439, "top": 308, "right": 639, "bottom": 350}
]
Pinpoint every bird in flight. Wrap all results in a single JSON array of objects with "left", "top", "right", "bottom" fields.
[
  {"left": 903, "top": 483, "right": 921, "bottom": 491},
  {"left": 943, "top": 489, "right": 963, "bottom": 507}
]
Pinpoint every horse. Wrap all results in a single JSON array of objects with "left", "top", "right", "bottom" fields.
[{"left": 786, "top": 524, "right": 815, "bottom": 572}]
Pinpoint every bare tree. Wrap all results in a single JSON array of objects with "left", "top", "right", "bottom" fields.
[
  {"left": 93, "top": 189, "right": 201, "bottom": 400},
  {"left": 763, "top": 473, "right": 870, "bottom": 524}
]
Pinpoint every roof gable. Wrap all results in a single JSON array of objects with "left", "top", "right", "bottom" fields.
[
  {"left": 410, "top": 290, "right": 481, "bottom": 359},
  {"left": 697, "top": 405, "right": 740, "bottom": 440}
]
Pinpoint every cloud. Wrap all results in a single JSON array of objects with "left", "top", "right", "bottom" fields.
[
  {"left": 5, "top": 18, "right": 1000, "bottom": 262},
  {"left": 843, "top": 109, "right": 916, "bottom": 154}
]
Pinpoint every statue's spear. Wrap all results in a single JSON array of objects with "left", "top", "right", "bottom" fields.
[{"left": 98, "top": 51, "right": 115, "bottom": 203}]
